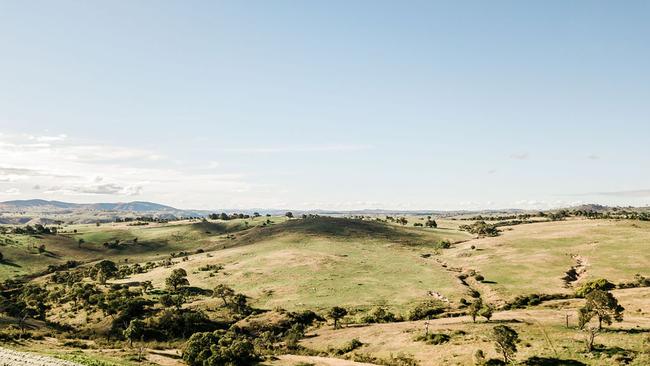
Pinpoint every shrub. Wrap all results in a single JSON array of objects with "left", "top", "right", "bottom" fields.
[
  {"left": 414, "top": 332, "right": 450, "bottom": 345},
  {"left": 407, "top": 301, "right": 445, "bottom": 321}
]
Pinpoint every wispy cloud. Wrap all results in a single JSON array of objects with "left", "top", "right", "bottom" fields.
[
  {"left": 593, "top": 189, "right": 650, "bottom": 198},
  {"left": 587, "top": 154, "right": 600, "bottom": 160},
  {"left": 221, "top": 144, "right": 373, "bottom": 154},
  {"left": 509, "top": 152, "right": 529, "bottom": 160}
]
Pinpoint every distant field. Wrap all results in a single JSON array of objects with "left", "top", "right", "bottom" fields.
[{"left": 0, "top": 216, "right": 286, "bottom": 280}]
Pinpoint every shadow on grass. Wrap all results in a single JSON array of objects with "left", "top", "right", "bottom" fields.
[
  {"left": 523, "top": 356, "right": 587, "bottom": 366},
  {"left": 0, "top": 259, "right": 22, "bottom": 268}
]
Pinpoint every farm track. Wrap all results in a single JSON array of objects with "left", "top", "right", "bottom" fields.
[{"left": 0, "top": 347, "right": 83, "bottom": 366}]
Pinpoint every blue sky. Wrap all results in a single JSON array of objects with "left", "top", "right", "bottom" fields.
[{"left": 1, "top": 1, "right": 649, "bottom": 210}]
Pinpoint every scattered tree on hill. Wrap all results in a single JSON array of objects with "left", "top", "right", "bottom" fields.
[
  {"left": 285, "top": 211, "right": 294, "bottom": 218},
  {"left": 478, "top": 304, "right": 494, "bottom": 322},
  {"left": 78, "top": 238, "right": 85, "bottom": 248},
  {"left": 328, "top": 306, "right": 348, "bottom": 329},
  {"left": 425, "top": 219, "right": 437, "bottom": 228},
  {"left": 578, "top": 289, "right": 624, "bottom": 330},
  {"left": 0, "top": 251, "right": 3, "bottom": 261},
  {"left": 468, "top": 298, "right": 483, "bottom": 323},
  {"left": 491, "top": 325, "right": 519, "bottom": 363},
  {"left": 124, "top": 319, "right": 145, "bottom": 347},
  {"left": 213, "top": 284, "right": 235, "bottom": 306},
  {"left": 229, "top": 293, "right": 250, "bottom": 314},
  {"left": 166, "top": 268, "right": 190, "bottom": 292}
]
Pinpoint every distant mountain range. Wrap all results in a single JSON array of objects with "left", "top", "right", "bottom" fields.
[{"left": 0, "top": 199, "right": 181, "bottom": 213}]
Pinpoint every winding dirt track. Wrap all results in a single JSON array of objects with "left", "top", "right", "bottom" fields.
[{"left": 0, "top": 347, "right": 82, "bottom": 366}]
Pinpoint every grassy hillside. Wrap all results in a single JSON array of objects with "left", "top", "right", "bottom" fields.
[
  {"left": 0, "top": 216, "right": 286, "bottom": 280},
  {"left": 118, "top": 217, "right": 472, "bottom": 311},
  {"left": 440, "top": 219, "right": 650, "bottom": 301}
]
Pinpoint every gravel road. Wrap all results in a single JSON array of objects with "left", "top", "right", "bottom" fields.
[{"left": 0, "top": 347, "right": 83, "bottom": 366}]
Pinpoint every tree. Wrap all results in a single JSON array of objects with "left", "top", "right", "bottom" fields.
[
  {"left": 166, "top": 268, "right": 190, "bottom": 292},
  {"left": 328, "top": 306, "right": 347, "bottom": 329},
  {"left": 468, "top": 298, "right": 483, "bottom": 323},
  {"left": 183, "top": 330, "right": 257, "bottom": 366},
  {"left": 425, "top": 219, "right": 437, "bottom": 228},
  {"left": 78, "top": 238, "right": 85, "bottom": 248},
  {"left": 123, "top": 319, "right": 145, "bottom": 347},
  {"left": 580, "top": 289, "right": 624, "bottom": 330},
  {"left": 0, "top": 251, "right": 3, "bottom": 261},
  {"left": 478, "top": 304, "right": 494, "bottom": 322},
  {"left": 285, "top": 211, "right": 294, "bottom": 218},
  {"left": 213, "top": 284, "right": 235, "bottom": 306},
  {"left": 491, "top": 325, "right": 519, "bottom": 363}
]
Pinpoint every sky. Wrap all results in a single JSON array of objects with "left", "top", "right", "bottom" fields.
[{"left": 1, "top": 1, "right": 649, "bottom": 210}]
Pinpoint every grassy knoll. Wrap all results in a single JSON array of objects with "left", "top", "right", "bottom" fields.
[
  {"left": 118, "top": 217, "right": 471, "bottom": 312},
  {"left": 441, "top": 219, "right": 650, "bottom": 301}
]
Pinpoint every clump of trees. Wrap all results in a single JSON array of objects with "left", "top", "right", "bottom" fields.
[
  {"left": 183, "top": 330, "right": 258, "bottom": 366},
  {"left": 208, "top": 212, "right": 251, "bottom": 220},
  {"left": 166, "top": 268, "right": 190, "bottom": 292},
  {"left": 459, "top": 221, "right": 499, "bottom": 237}
]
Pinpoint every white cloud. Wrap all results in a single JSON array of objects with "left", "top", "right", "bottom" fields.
[
  {"left": 0, "top": 133, "right": 258, "bottom": 207},
  {"left": 3, "top": 188, "right": 20, "bottom": 195}
]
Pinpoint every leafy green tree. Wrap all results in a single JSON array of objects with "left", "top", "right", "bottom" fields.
[
  {"left": 123, "top": 319, "right": 145, "bottom": 347},
  {"left": 78, "top": 238, "right": 85, "bottom": 248},
  {"left": 425, "top": 219, "right": 437, "bottom": 228},
  {"left": 468, "top": 298, "right": 483, "bottom": 323},
  {"left": 575, "top": 278, "right": 616, "bottom": 297},
  {"left": 328, "top": 306, "right": 348, "bottom": 329},
  {"left": 183, "top": 330, "right": 257, "bottom": 366},
  {"left": 579, "top": 289, "right": 624, "bottom": 330},
  {"left": 478, "top": 304, "right": 494, "bottom": 322},
  {"left": 213, "top": 284, "right": 235, "bottom": 306},
  {"left": 166, "top": 268, "right": 190, "bottom": 292},
  {"left": 491, "top": 325, "right": 519, "bottom": 363}
]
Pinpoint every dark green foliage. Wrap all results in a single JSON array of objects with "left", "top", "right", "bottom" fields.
[
  {"left": 361, "top": 307, "right": 398, "bottom": 323},
  {"left": 575, "top": 279, "right": 616, "bottom": 297},
  {"left": 578, "top": 289, "right": 624, "bottom": 330},
  {"left": 459, "top": 221, "right": 499, "bottom": 237},
  {"left": 331, "top": 338, "right": 363, "bottom": 355},
  {"left": 414, "top": 332, "right": 450, "bottom": 345},
  {"left": 491, "top": 325, "right": 519, "bottom": 363},
  {"left": 183, "top": 330, "right": 258, "bottom": 366},
  {"left": 407, "top": 301, "right": 445, "bottom": 321},
  {"left": 328, "top": 306, "right": 348, "bottom": 328},
  {"left": 166, "top": 268, "right": 190, "bottom": 291},
  {"left": 503, "top": 293, "right": 571, "bottom": 310}
]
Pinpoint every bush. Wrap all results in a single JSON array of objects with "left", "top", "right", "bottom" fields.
[
  {"left": 414, "top": 332, "right": 450, "bottom": 345},
  {"left": 331, "top": 338, "right": 364, "bottom": 355},
  {"left": 407, "top": 301, "right": 445, "bottom": 321},
  {"left": 361, "top": 307, "right": 398, "bottom": 323}
]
